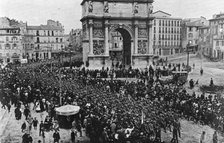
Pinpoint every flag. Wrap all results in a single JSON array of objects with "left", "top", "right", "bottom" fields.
[{"left": 141, "top": 110, "right": 145, "bottom": 124}]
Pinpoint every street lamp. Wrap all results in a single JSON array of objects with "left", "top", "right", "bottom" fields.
[
  {"left": 186, "top": 41, "right": 192, "bottom": 73},
  {"left": 58, "top": 50, "right": 64, "bottom": 106}
]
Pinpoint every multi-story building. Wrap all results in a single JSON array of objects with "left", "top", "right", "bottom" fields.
[
  {"left": 0, "top": 17, "right": 25, "bottom": 64},
  {"left": 209, "top": 13, "right": 224, "bottom": 59},
  {"left": 68, "top": 29, "right": 82, "bottom": 52},
  {"left": 152, "top": 10, "right": 182, "bottom": 56},
  {"left": 26, "top": 20, "right": 65, "bottom": 60},
  {"left": 198, "top": 26, "right": 211, "bottom": 56},
  {"left": 182, "top": 17, "right": 209, "bottom": 52}
]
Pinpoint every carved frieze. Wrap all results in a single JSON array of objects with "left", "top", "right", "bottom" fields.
[
  {"left": 93, "top": 29, "right": 104, "bottom": 38},
  {"left": 94, "top": 21, "right": 103, "bottom": 28},
  {"left": 104, "top": 1, "right": 109, "bottom": 13},
  {"left": 133, "top": 2, "right": 138, "bottom": 14},
  {"left": 93, "top": 40, "right": 104, "bottom": 55},
  {"left": 82, "top": 24, "right": 87, "bottom": 39},
  {"left": 138, "top": 40, "right": 147, "bottom": 54},
  {"left": 88, "top": 1, "right": 93, "bottom": 13},
  {"left": 138, "top": 28, "right": 147, "bottom": 38}
]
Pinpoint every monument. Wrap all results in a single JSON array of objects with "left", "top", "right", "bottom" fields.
[{"left": 81, "top": 0, "right": 154, "bottom": 69}]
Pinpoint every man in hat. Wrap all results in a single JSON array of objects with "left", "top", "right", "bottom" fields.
[
  {"left": 39, "top": 121, "right": 44, "bottom": 136},
  {"left": 53, "top": 130, "right": 60, "bottom": 143},
  {"left": 24, "top": 106, "right": 30, "bottom": 120},
  {"left": 71, "top": 129, "right": 77, "bottom": 143}
]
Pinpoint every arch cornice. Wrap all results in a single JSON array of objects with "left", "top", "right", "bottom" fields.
[{"left": 109, "top": 24, "right": 134, "bottom": 40}]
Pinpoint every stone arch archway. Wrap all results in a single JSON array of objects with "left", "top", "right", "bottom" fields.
[
  {"left": 81, "top": 0, "right": 154, "bottom": 69},
  {"left": 109, "top": 26, "right": 133, "bottom": 66}
]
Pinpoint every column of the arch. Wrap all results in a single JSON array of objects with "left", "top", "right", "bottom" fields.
[
  {"left": 104, "top": 20, "right": 109, "bottom": 56},
  {"left": 134, "top": 21, "right": 139, "bottom": 54},
  {"left": 89, "top": 19, "right": 93, "bottom": 55},
  {"left": 148, "top": 20, "right": 153, "bottom": 54}
]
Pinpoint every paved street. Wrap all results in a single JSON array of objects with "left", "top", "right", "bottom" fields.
[{"left": 1, "top": 55, "right": 224, "bottom": 143}]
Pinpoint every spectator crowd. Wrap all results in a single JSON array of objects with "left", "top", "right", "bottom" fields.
[{"left": 0, "top": 61, "right": 221, "bottom": 143}]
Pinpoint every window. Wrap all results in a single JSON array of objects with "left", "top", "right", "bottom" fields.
[
  {"left": 48, "top": 31, "right": 50, "bottom": 36},
  {"left": 13, "top": 43, "right": 17, "bottom": 48},
  {"left": 189, "top": 27, "right": 192, "bottom": 31},
  {"left": 6, "top": 37, "right": 9, "bottom": 41},
  {"left": 5, "top": 43, "right": 10, "bottom": 49},
  {"left": 115, "top": 43, "right": 117, "bottom": 48},
  {"left": 154, "top": 27, "right": 156, "bottom": 33},
  {"left": 216, "top": 41, "right": 219, "bottom": 46},
  {"left": 12, "top": 37, "right": 17, "bottom": 41},
  {"left": 56, "top": 38, "right": 58, "bottom": 43},
  {"left": 154, "top": 20, "right": 156, "bottom": 26},
  {"left": 159, "top": 49, "right": 161, "bottom": 55},
  {"left": 37, "top": 37, "right": 40, "bottom": 43},
  {"left": 154, "top": 34, "right": 156, "bottom": 40},
  {"left": 60, "top": 38, "right": 63, "bottom": 42},
  {"left": 222, "top": 41, "right": 224, "bottom": 46},
  {"left": 52, "top": 31, "right": 54, "bottom": 36},
  {"left": 188, "top": 33, "right": 193, "bottom": 38},
  {"left": 159, "top": 20, "right": 161, "bottom": 26},
  {"left": 36, "top": 30, "right": 39, "bottom": 36},
  {"left": 159, "top": 27, "right": 161, "bottom": 33}
]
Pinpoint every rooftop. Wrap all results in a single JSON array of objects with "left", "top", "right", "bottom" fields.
[
  {"left": 27, "top": 25, "right": 63, "bottom": 31},
  {"left": 81, "top": 0, "right": 154, "bottom": 5}
]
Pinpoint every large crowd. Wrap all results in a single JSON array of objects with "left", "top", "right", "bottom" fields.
[{"left": 0, "top": 61, "right": 221, "bottom": 143}]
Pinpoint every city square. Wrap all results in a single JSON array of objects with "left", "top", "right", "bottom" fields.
[{"left": 1, "top": 0, "right": 224, "bottom": 143}]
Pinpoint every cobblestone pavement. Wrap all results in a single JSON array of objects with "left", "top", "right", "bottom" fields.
[
  {"left": 1, "top": 103, "right": 224, "bottom": 143},
  {"left": 1, "top": 55, "right": 224, "bottom": 143},
  {"left": 0, "top": 104, "right": 89, "bottom": 143}
]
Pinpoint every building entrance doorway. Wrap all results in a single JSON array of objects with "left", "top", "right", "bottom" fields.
[{"left": 109, "top": 28, "right": 131, "bottom": 67}]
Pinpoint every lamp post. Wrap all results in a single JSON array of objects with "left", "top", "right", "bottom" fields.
[
  {"left": 58, "top": 50, "right": 64, "bottom": 106},
  {"left": 186, "top": 41, "right": 191, "bottom": 73}
]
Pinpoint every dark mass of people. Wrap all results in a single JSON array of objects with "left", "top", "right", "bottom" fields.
[{"left": 0, "top": 61, "right": 222, "bottom": 143}]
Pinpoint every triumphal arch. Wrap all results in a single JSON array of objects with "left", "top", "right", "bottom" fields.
[{"left": 81, "top": 0, "right": 154, "bottom": 69}]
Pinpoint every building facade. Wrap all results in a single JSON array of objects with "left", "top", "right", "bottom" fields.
[
  {"left": 198, "top": 26, "right": 211, "bottom": 56},
  {"left": 209, "top": 13, "right": 224, "bottom": 59},
  {"left": 68, "top": 29, "right": 82, "bottom": 52},
  {"left": 182, "top": 17, "right": 209, "bottom": 52},
  {"left": 0, "top": 17, "right": 25, "bottom": 64},
  {"left": 26, "top": 20, "right": 65, "bottom": 60},
  {"left": 152, "top": 11, "right": 182, "bottom": 56}
]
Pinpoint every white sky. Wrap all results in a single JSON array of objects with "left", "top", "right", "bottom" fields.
[{"left": 0, "top": 0, "right": 224, "bottom": 34}]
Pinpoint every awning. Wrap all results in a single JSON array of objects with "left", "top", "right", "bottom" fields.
[{"left": 55, "top": 105, "right": 80, "bottom": 116}]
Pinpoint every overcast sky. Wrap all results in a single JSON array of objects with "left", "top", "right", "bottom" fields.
[{"left": 1, "top": 0, "right": 224, "bottom": 34}]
